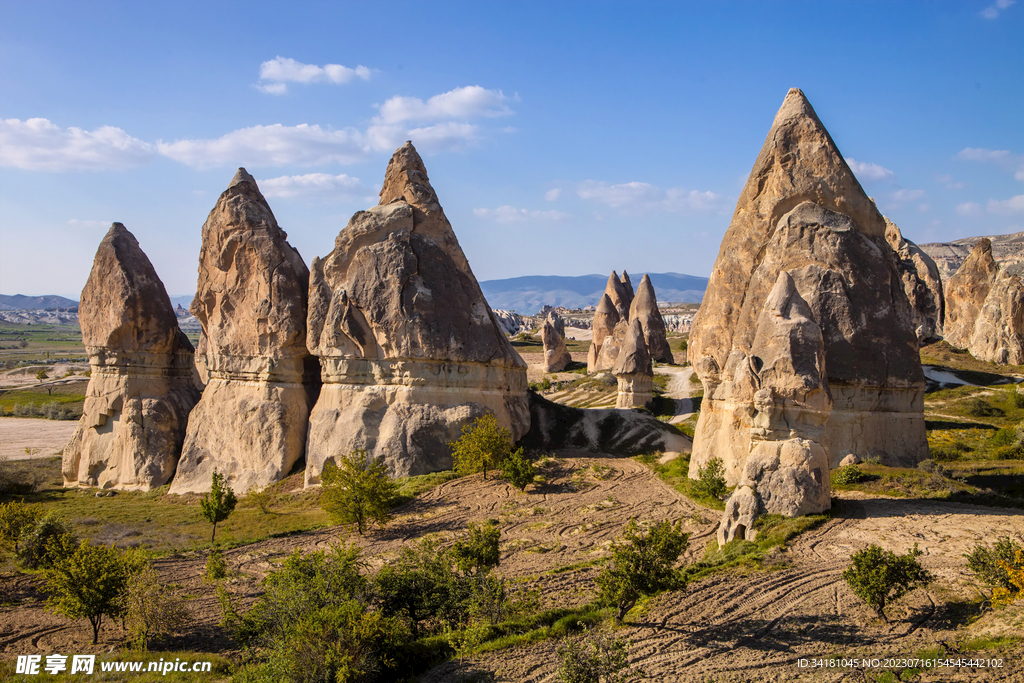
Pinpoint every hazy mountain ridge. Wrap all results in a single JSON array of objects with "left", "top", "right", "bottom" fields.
[
  {"left": 479, "top": 272, "right": 709, "bottom": 314},
  {"left": 919, "top": 231, "right": 1024, "bottom": 281},
  {"left": 0, "top": 294, "right": 78, "bottom": 311}
]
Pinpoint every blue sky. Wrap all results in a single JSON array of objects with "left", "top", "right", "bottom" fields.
[{"left": 1, "top": 0, "right": 1021, "bottom": 299}]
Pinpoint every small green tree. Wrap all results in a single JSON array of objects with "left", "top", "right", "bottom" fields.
[
  {"left": 320, "top": 450, "right": 398, "bottom": 535},
  {"left": 966, "top": 536, "right": 1024, "bottom": 594},
  {"left": 556, "top": 631, "right": 640, "bottom": 683},
  {"left": 691, "top": 457, "right": 727, "bottom": 500},
  {"left": 123, "top": 562, "right": 191, "bottom": 650},
  {"left": 35, "top": 368, "right": 48, "bottom": 381},
  {"left": 18, "top": 511, "right": 77, "bottom": 569},
  {"left": 205, "top": 546, "right": 228, "bottom": 581},
  {"left": 45, "top": 540, "right": 131, "bottom": 644},
  {"left": 596, "top": 519, "right": 689, "bottom": 623},
  {"left": 449, "top": 413, "right": 514, "bottom": 480},
  {"left": 501, "top": 448, "right": 537, "bottom": 491},
  {"left": 843, "top": 544, "right": 933, "bottom": 621},
  {"left": 0, "top": 500, "right": 44, "bottom": 554},
  {"left": 200, "top": 470, "right": 237, "bottom": 543},
  {"left": 452, "top": 520, "right": 500, "bottom": 574}
]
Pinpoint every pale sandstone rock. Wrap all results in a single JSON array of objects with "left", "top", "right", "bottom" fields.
[
  {"left": 541, "top": 319, "right": 572, "bottom": 373},
  {"left": 606, "top": 271, "right": 631, "bottom": 320},
  {"left": 920, "top": 231, "right": 1024, "bottom": 282},
  {"left": 613, "top": 318, "right": 653, "bottom": 408},
  {"left": 304, "top": 142, "right": 529, "bottom": 483},
  {"left": 838, "top": 453, "right": 860, "bottom": 467},
  {"left": 63, "top": 223, "right": 199, "bottom": 491},
  {"left": 546, "top": 310, "right": 566, "bottom": 338},
  {"left": 718, "top": 486, "right": 760, "bottom": 546},
  {"left": 885, "top": 218, "right": 944, "bottom": 344},
  {"left": 944, "top": 238, "right": 1024, "bottom": 364},
  {"left": 595, "top": 318, "right": 628, "bottom": 372},
  {"left": 587, "top": 293, "right": 620, "bottom": 373},
  {"left": 629, "top": 274, "right": 673, "bottom": 363},
  {"left": 690, "top": 89, "right": 927, "bottom": 488},
  {"left": 620, "top": 271, "right": 635, "bottom": 310},
  {"left": 170, "top": 169, "right": 317, "bottom": 495}
]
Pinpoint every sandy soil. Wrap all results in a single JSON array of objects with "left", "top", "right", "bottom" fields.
[
  {"left": 0, "top": 417, "right": 77, "bottom": 460},
  {"left": 2, "top": 455, "right": 1021, "bottom": 681}
]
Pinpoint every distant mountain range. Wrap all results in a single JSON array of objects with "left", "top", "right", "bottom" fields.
[
  {"left": 919, "top": 231, "right": 1023, "bottom": 281},
  {"left": 479, "top": 272, "right": 709, "bottom": 314},
  {"left": 0, "top": 294, "right": 78, "bottom": 310}
]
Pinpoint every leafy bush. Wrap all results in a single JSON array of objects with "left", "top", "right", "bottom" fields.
[
  {"left": 501, "top": 448, "right": 537, "bottom": 491},
  {"left": 842, "top": 544, "right": 932, "bottom": 621},
  {"left": 200, "top": 470, "right": 237, "bottom": 543},
  {"left": 320, "top": 450, "right": 398, "bottom": 535},
  {"left": 529, "top": 377, "right": 552, "bottom": 392},
  {"left": 45, "top": 540, "right": 132, "bottom": 644},
  {"left": 206, "top": 547, "right": 228, "bottom": 581},
  {"left": 452, "top": 520, "right": 500, "bottom": 574},
  {"left": 19, "top": 511, "right": 77, "bottom": 569},
  {"left": 0, "top": 500, "right": 44, "bottom": 553},
  {"left": 245, "top": 485, "right": 272, "bottom": 514},
  {"left": 556, "top": 631, "right": 640, "bottom": 683},
  {"left": 833, "top": 464, "right": 867, "bottom": 485},
  {"left": 373, "top": 537, "right": 468, "bottom": 637},
  {"left": 917, "top": 459, "right": 949, "bottom": 476},
  {"left": 123, "top": 562, "right": 192, "bottom": 651},
  {"left": 992, "top": 548, "right": 1024, "bottom": 607},
  {"left": 691, "top": 457, "right": 727, "bottom": 500},
  {"left": 449, "top": 413, "right": 515, "bottom": 480},
  {"left": 596, "top": 519, "right": 688, "bottom": 623},
  {"left": 963, "top": 397, "right": 1004, "bottom": 418},
  {"left": 966, "top": 536, "right": 1024, "bottom": 594}
]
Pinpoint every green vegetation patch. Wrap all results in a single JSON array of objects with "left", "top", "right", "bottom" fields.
[
  {"left": 0, "top": 384, "right": 85, "bottom": 419},
  {"left": 830, "top": 462, "right": 1024, "bottom": 509},
  {"left": 635, "top": 451, "right": 727, "bottom": 511}
]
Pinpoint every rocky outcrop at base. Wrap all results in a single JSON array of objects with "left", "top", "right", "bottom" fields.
[
  {"left": 304, "top": 142, "right": 530, "bottom": 483},
  {"left": 541, "top": 319, "right": 572, "bottom": 373},
  {"left": 63, "top": 223, "right": 199, "bottom": 491}
]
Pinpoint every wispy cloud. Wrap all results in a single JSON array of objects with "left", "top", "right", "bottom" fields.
[
  {"left": 544, "top": 188, "right": 562, "bottom": 201},
  {"left": 845, "top": 158, "right": 894, "bottom": 182},
  {"left": 936, "top": 174, "right": 966, "bottom": 190},
  {"left": 0, "top": 118, "right": 154, "bottom": 171},
  {"left": 256, "top": 56, "right": 372, "bottom": 95},
  {"left": 376, "top": 86, "right": 512, "bottom": 124},
  {"left": 981, "top": 0, "right": 1015, "bottom": 19},
  {"left": 956, "top": 147, "right": 1024, "bottom": 181},
  {"left": 67, "top": 219, "right": 110, "bottom": 229},
  {"left": 157, "top": 124, "right": 367, "bottom": 169},
  {"left": 472, "top": 206, "right": 570, "bottom": 223},
  {"left": 577, "top": 180, "right": 724, "bottom": 213},
  {"left": 988, "top": 194, "right": 1024, "bottom": 215},
  {"left": 956, "top": 201, "right": 982, "bottom": 216},
  {"left": 258, "top": 173, "right": 371, "bottom": 201}
]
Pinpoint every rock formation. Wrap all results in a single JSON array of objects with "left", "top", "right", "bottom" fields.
[
  {"left": 620, "top": 271, "right": 635, "bottom": 307},
  {"left": 944, "top": 238, "right": 1024, "bottom": 365},
  {"left": 629, "top": 274, "right": 673, "bottom": 363},
  {"left": 885, "top": 218, "right": 944, "bottom": 344},
  {"left": 546, "top": 309, "right": 566, "bottom": 338},
  {"left": 63, "top": 223, "right": 199, "bottom": 491},
  {"left": 717, "top": 272, "right": 832, "bottom": 542},
  {"left": 606, "top": 271, "right": 632, "bottom": 320},
  {"left": 919, "top": 231, "right": 1024, "bottom": 282},
  {"left": 492, "top": 309, "right": 531, "bottom": 337},
  {"left": 688, "top": 88, "right": 928, "bottom": 489},
  {"left": 613, "top": 318, "right": 653, "bottom": 408},
  {"left": 304, "top": 142, "right": 530, "bottom": 483},
  {"left": 587, "top": 293, "right": 620, "bottom": 372},
  {"left": 541, "top": 319, "right": 572, "bottom": 373},
  {"left": 595, "top": 318, "right": 629, "bottom": 372},
  {"left": 170, "top": 169, "right": 317, "bottom": 495}
]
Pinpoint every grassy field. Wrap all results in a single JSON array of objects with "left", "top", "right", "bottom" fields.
[
  {"left": 0, "top": 322, "right": 86, "bottom": 368},
  {"left": 0, "top": 382, "right": 86, "bottom": 419}
]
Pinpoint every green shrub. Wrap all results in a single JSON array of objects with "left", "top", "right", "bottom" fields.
[
  {"left": 19, "top": 511, "right": 77, "bottom": 569},
  {"left": 596, "top": 519, "right": 688, "bottom": 623},
  {"left": 842, "top": 544, "right": 932, "bottom": 621},
  {"left": 966, "top": 536, "right": 1024, "bottom": 594},
  {"left": 452, "top": 520, "right": 500, "bottom": 574},
  {"left": 373, "top": 537, "right": 467, "bottom": 637},
  {"left": 963, "top": 397, "right": 1004, "bottom": 418},
  {"left": 320, "top": 450, "right": 398, "bottom": 535},
  {"left": 199, "top": 471, "right": 237, "bottom": 544},
  {"left": 556, "top": 631, "right": 640, "bottom": 683},
  {"left": 45, "top": 540, "right": 132, "bottom": 644},
  {"left": 833, "top": 464, "right": 867, "bottom": 485},
  {"left": 691, "top": 457, "right": 727, "bottom": 500},
  {"left": 449, "top": 413, "right": 515, "bottom": 480},
  {"left": 205, "top": 547, "right": 228, "bottom": 581},
  {"left": 124, "top": 562, "right": 192, "bottom": 651},
  {"left": 501, "top": 448, "right": 537, "bottom": 491},
  {"left": 0, "top": 500, "right": 44, "bottom": 553}
]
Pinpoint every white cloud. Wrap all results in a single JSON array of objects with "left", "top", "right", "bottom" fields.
[
  {"left": 545, "top": 188, "right": 562, "bottom": 202},
  {"left": 936, "top": 174, "right": 966, "bottom": 190},
  {"left": 577, "top": 180, "right": 723, "bottom": 213},
  {"left": 376, "top": 86, "right": 512, "bottom": 124},
  {"left": 956, "top": 201, "right": 983, "bottom": 216},
  {"left": 472, "top": 206, "right": 570, "bottom": 223},
  {"left": 157, "top": 124, "right": 367, "bottom": 169},
  {"left": 987, "top": 194, "right": 1024, "bottom": 214},
  {"left": 67, "top": 219, "right": 110, "bottom": 229},
  {"left": 957, "top": 147, "right": 1024, "bottom": 181},
  {"left": 256, "top": 56, "right": 372, "bottom": 94},
  {"left": 845, "top": 158, "right": 894, "bottom": 182},
  {"left": 0, "top": 118, "right": 154, "bottom": 171},
  {"left": 981, "top": 0, "right": 1015, "bottom": 18},
  {"left": 889, "top": 189, "right": 926, "bottom": 203},
  {"left": 258, "top": 173, "right": 370, "bottom": 200}
]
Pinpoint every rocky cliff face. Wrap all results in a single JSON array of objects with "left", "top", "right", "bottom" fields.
[
  {"left": 688, "top": 89, "right": 928, "bottom": 487},
  {"left": 612, "top": 318, "right": 653, "bottom": 409},
  {"left": 304, "top": 142, "right": 529, "bottom": 483},
  {"left": 169, "top": 169, "right": 317, "bottom": 495},
  {"left": 885, "top": 219, "right": 944, "bottom": 345},
  {"left": 541, "top": 319, "right": 572, "bottom": 373},
  {"left": 629, "top": 274, "right": 673, "bottom": 363},
  {"left": 919, "top": 231, "right": 1024, "bottom": 282},
  {"left": 944, "top": 238, "right": 1024, "bottom": 365},
  {"left": 63, "top": 223, "right": 199, "bottom": 491}
]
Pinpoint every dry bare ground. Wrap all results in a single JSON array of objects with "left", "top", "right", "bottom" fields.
[
  {"left": 2, "top": 455, "right": 1022, "bottom": 681},
  {"left": 0, "top": 416, "right": 78, "bottom": 460}
]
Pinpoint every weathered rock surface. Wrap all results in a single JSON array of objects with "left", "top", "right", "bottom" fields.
[
  {"left": 587, "top": 293, "right": 620, "bottom": 373},
  {"left": 606, "top": 271, "right": 632, "bottom": 320},
  {"left": 885, "top": 218, "right": 944, "bottom": 345},
  {"left": 595, "top": 318, "right": 629, "bottom": 373},
  {"left": 613, "top": 318, "right": 653, "bottom": 408},
  {"left": 63, "top": 223, "right": 199, "bottom": 491},
  {"left": 944, "top": 238, "right": 1024, "bottom": 364},
  {"left": 919, "top": 231, "right": 1024, "bottom": 282},
  {"left": 689, "top": 88, "right": 928, "bottom": 489},
  {"left": 629, "top": 274, "right": 673, "bottom": 363},
  {"left": 620, "top": 271, "right": 635, "bottom": 309},
  {"left": 304, "top": 142, "right": 529, "bottom": 483},
  {"left": 541, "top": 320, "right": 572, "bottom": 373},
  {"left": 520, "top": 393, "right": 690, "bottom": 455},
  {"left": 546, "top": 310, "right": 566, "bottom": 338},
  {"left": 170, "top": 169, "right": 317, "bottom": 495},
  {"left": 493, "top": 309, "right": 532, "bottom": 337}
]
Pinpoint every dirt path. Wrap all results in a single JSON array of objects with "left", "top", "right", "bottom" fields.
[{"left": 0, "top": 416, "right": 77, "bottom": 460}]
